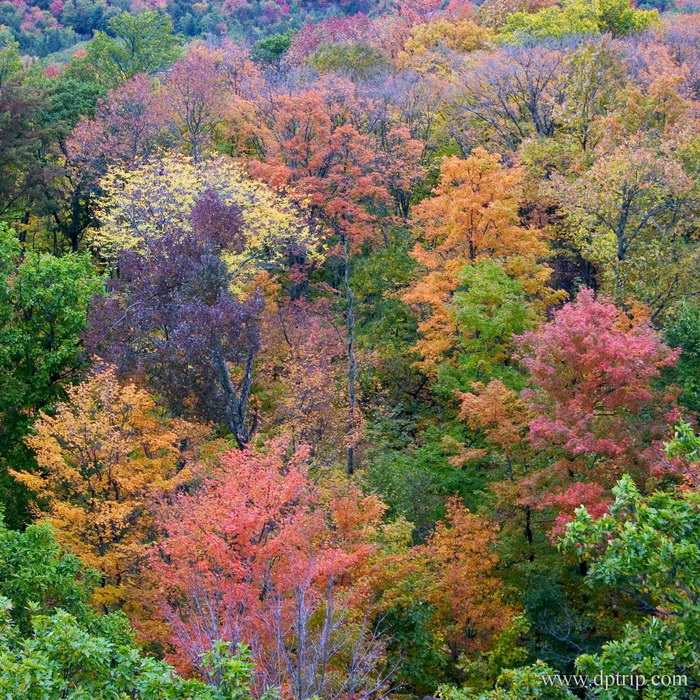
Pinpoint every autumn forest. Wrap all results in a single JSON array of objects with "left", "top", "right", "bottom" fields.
[{"left": 1, "top": 0, "right": 700, "bottom": 696}]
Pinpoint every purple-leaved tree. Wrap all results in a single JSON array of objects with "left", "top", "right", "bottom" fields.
[{"left": 86, "top": 190, "right": 262, "bottom": 447}]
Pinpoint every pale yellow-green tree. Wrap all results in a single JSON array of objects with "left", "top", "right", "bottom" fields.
[
  {"left": 499, "top": 0, "right": 658, "bottom": 42},
  {"left": 553, "top": 144, "right": 700, "bottom": 319}
]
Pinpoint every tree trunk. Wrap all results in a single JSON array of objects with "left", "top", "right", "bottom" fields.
[
  {"left": 216, "top": 346, "right": 256, "bottom": 449},
  {"left": 343, "top": 234, "right": 357, "bottom": 475}
]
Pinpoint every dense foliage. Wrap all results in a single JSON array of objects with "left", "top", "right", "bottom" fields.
[
  {"left": 2, "top": 0, "right": 700, "bottom": 696},
  {"left": 0, "top": 518, "right": 271, "bottom": 698}
]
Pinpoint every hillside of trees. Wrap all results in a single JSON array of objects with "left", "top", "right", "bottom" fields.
[
  {"left": 0, "top": 0, "right": 692, "bottom": 59},
  {"left": 2, "top": 0, "right": 700, "bottom": 697}
]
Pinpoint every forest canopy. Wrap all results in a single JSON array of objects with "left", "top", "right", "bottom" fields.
[{"left": 2, "top": 0, "right": 700, "bottom": 697}]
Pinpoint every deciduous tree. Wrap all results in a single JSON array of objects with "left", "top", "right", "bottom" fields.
[
  {"left": 451, "top": 45, "right": 567, "bottom": 153},
  {"left": 404, "top": 149, "right": 558, "bottom": 373},
  {"left": 0, "top": 517, "right": 267, "bottom": 699},
  {"left": 247, "top": 82, "right": 423, "bottom": 472},
  {"left": 67, "top": 73, "right": 168, "bottom": 179},
  {"left": 458, "top": 289, "right": 680, "bottom": 536},
  {"left": 0, "top": 223, "right": 102, "bottom": 527},
  {"left": 562, "top": 475, "right": 700, "bottom": 691},
  {"left": 554, "top": 145, "right": 699, "bottom": 319},
  {"left": 257, "top": 298, "right": 350, "bottom": 464},
  {"left": 422, "top": 497, "right": 514, "bottom": 654},
  {"left": 150, "top": 438, "right": 389, "bottom": 698},
  {"left": 500, "top": 0, "right": 657, "bottom": 41},
  {"left": 13, "top": 367, "right": 203, "bottom": 612},
  {"left": 86, "top": 191, "right": 264, "bottom": 447},
  {"left": 162, "top": 41, "right": 240, "bottom": 162},
  {"left": 84, "top": 11, "right": 182, "bottom": 87},
  {"left": 91, "top": 153, "right": 312, "bottom": 275}
]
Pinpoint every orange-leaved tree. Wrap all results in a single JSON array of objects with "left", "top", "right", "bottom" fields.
[
  {"left": 13, "top": 366, "right": 204, "bottom": 613},
  {"left": 422, "top": 497, "right": 514, "bottom": 653},
  {"left": 404, "top": 148, "right": 562, "bottom": 373},
  {"left": 364, "top": 497, "right": 516, "bottom": 689}
]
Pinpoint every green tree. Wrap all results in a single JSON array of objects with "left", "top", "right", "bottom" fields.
[
  {"left": 253, "top": 32, "right": 293, "bottom": 65},
  {"left": 0, "top": 224, "right": 103, "bottom": 526},
  {"left": 43, "top": 72, "right": 104, "bottom": 134},
  {"left": 0, "top": 518, "right": 275, "bottom": 699},
  {"left": 562, "top": 476, "right": 700, "bottom": 695},
  {"left": 0, "top": 515, "right": 97, "bottom": 633},
  {"left": 439, "top": 660, "right": 577, "bottom": 699},
  {"left": 554, "top": 42, "right": 626, "bottom": 153},
  {"left": 439, "top": 260, "right": 536, "bottom": 395},
  {"left": 500, "top": 0, "right": 657, "bottom": 41},
  {"left": 664, "top": 421, "right": 700, "bottom": 488},
  {"left": 308, "top": 42, "right": 389, "bottom": 79},
  {"left": 0, "top": 40, "right": 22, "bottom": 86},
  {"left": 84, "top": 11, "right": 182, "bottom": 87},
  {"left": 666, "top": 304, "right": 700, "bottom": 415},
  {"left": 8, "top": 64, "right": 106, "bottom": 253},
  {"left": 0, "top": 46, "right": 57, "bottom": 221}
]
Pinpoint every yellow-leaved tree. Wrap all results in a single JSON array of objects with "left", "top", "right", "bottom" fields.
[
  {"left": 91, "top": 153, "right": 319, "bottom": 280},
  {"left": 13, "top": 367, "right": 205, "bottom": 613},
  {"left": 397, "top": 19, "right": 492, "bottom": 74}
]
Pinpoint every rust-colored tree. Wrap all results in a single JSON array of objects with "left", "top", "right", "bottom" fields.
[
  {"left": 257, "top": 298, "right": 351, "bottom": 464},
  {"left": 149, "top": 438, "right": 390, "bottom": 698}
]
